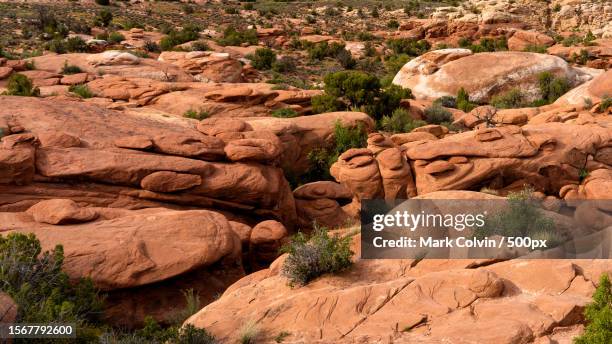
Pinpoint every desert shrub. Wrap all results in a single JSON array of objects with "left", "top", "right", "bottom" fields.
[
  {"left": 4, "top": 74, "right": 40, "bottom": 97},
  {"left": 299, "top": 121, "right": 367, "bottom": 185},
  {"left": 61, "top": 61, "right": 82, "bottom": 74},
  {"left": 160, "top": 25, "right": 201, "bottom": 51},
  {"left": 456, "top": 87, "right": 477, "bottom": 112},
  {"left": 562, "top": 34, "right": 583, "bottom": 47},
  {"left": 225, "top": 7, "right": 239, "bottom": 14},
  {"left": 524, "top": 44, "right": 548, "bottom": 53},
  {"left": 434, "top": 95, "right": 457, "bottom": 108},
  {"left": 371, "top": 7, "right": 379, "bottom": 18},
  {"left": 69, "top": 84, "right": 94, "bottom": 98},
  {"left": 367, "top": 84, "right": 413, "bottom": 120},
  {"left": 386, "top": 38, "right": 430, "bottom": 56},
  {"left": 570, "top": 49, "right": 590, "bottom": 65},
  {"left": 272, "top": 56, "right": 296, "bottom": 73},
  {"left": 190, "top": 41, "right": 210, "bottom": 52},
  {"left": 574, "top": 274, "right": 612, "bottom": 344},
  {"left": 239, "top": 320, "right": 260, "bottom": 344},
  {"left": 184, "top": 109, "right": 209, "bottom": 120},
  {"left": 243, "top": 3, "right": 254, "bottom": 10},
  {"left": 247, "top": 47, "right": 277, "bottom": 70},
  {"left": 323, "top": 70, "right": 380, "bottom": 109},
  {"left": 538, "top": 71, "right": 571, "bottom": 104},
  {"left": 380, "top": 108, "right": 426, "bottom": 133},
  {"left": 281, "top": 225, "right": 354, "bottom": 286},
  {"left": 307, "top": 41, "right": 346, "bottom": 61},
  {"left": 0, "top": 233, "right": 102, "bottom": 341},
  {"left": 271, "top": 108, "right": 298, "bottom": 118},
  {"left": 473, "top": 188, "right": 560, "bottom": 247},
  {"left": 461, "top": 37, "right": 507, "bottom": 52},
  {"left": 46, "top": 38, "right": 66, "bottom": 54},
  {"left": 95, "top": 0, "right": 110, "bottom": 5},
  {"left": 598, "top": 96, "right": 612, "bottom": 112},
  {"left": 335, "top": 48, "right": 356, "bottom": 69},
  {"left": 385, "top": 54, "right": 411, "bottom": 74},
  {"left": 65, "top": 36, "right": 88, "bottom": 52},
  {"left": 166, "top": 289, "right": 201, "bottom": 325},
  {"left": 144, "top": 40, "right": 161, "bottom": 52},
  {"left": 424, "top": 104, "right": 453, "bottom": 124},
  {"left": 94, "top": 9, "right": 113, "bottom": 27},
  {"left": 332, "top": 120, "right": 367, "bottom": 156},
  {"left": 387, "top": 20, "right": 400, "bottom": 29},
  {"left": 490, "top": 88, "right": 525, "bottom": 109},
  {"left": 104, "top": 317, "right": 215, "bottom": 344},
  {"left": 108, "top": 32, "right": 125, "bottom": 44},
  {"left": 217, "top": 26, "right": 258, "bottom": 47},
  {"left": 311, "top": 94, "right": 342, "bottom": 114},
  {"left": 274, "top": 331, "right": 291, "bottom": 343}
]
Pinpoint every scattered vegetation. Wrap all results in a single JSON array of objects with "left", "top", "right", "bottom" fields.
[
  {"left": 474, "top": 188, "right": 562, "bottom": 248},
  {"left": 69, "top": 84, "right": 94, "bottom": 99},
  {"left": 424, "top": 104, "right": 453, "bottom": 124},
  {"left": 217, "top": 26, "right": 258, "bottom": 47},
  {"left": 0, "top": 233, "right": 103, "bottom": 341},
  {"left": 61, "top": 61, "right": 82, "bottom": 75},
  {"left": 108, "top": 32, "right": 125, "bottom": 44},
  {"left": 281, "top": 225, "right": 354, "bottom": 286},
  {"left": 271, "top": 108, "right": 298, "bottom": 118},
  {"left": 574, "top": 274, "right": 612, "bottom": 344},
  {"left": 160, "top": 25, "right": 201, "bottom": 51},
  {"left": 380, "top": 108, "right": 426, "bottom": 133},
  {"left": 386, "top": 38, "right": 430, "bottom": 56},
  {"left": 3, "top": 74, "right": 40, "bottom": 97},
  {"left": 459, "top": 37, "right": 508, "bottom": 52},
  {"left": 537, "top": 71, "right": 571, "bottom": 105},
  {"left": 490, "top": 88, "right": 525, "bottom": 109},
  {"left": 247, "top": 47, "right": 277, "bottom": 70},
  {"left": 184, "top": 109, "right": 210, "bottom": 120},
  {"left": 456, "top": 87, "right": 477, "bottom": 112},
  {"left": 238, "top": 320, "right": 260, "bottom": 344},
  {"left": 597, "top": 96, "right": 612, "bottom": 112}
]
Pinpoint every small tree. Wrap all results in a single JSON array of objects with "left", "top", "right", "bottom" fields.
[
  {"left": 94, "top": 9, "right": 113, "bottom": 27},
  {"left": 323, "top": 70, "right": 380, "bottom": 110}
]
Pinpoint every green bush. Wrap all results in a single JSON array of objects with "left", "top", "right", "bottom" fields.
[
  {"left": 46, "top": 39, "right": 66, "bottom": 54},
  {"left": 434, "top": 96, "right": 457, "bottom": 108},
  {"left": 0, "top": 233, "right": 102, "bottom": 341},
  {"left": 61, "top": 61, "right": 82, "bottom": 75},
  {"left": 332, "top": 120, "right": 367, "bottom": 156},
  {"left": 524, "top": 44, "right": 548, "bottom": 53},
  {"left": 69, "top": 84, "right": 94, "bottom": 98},
  {"left": 272, "top": 108, "right": 298, "bottom": 118},
  {"left": 247, "top": 48, "right": 277, "bottom": 70},
  {"left": 184, "top": 109, "right": 209, "bottom": 120},
  {"left": 65, "top": 36, "right": 88, "bottom": 52},
  {"left": 424, "top": 104, "right": 453, "bottom": 124},
  {"left": 598, "top": 96, "right": 612, "bottom": 112},
  {"left": 387, "top": 20, "right": 400, "bottom": 29},
  {"left": 490, "top": 88, "right": 525, "bottom": 109},
  {"left": 272, "top": 56, "right": 296, "bottom": 73},
  {"left": 323, "top": 70, "right": 380, "bottom": 110},
  {"left": 190, "top": 41, "right": 210, "bottom": 52},
  {"left": 311, "top": 94, "right": 342, "bottom": 114},
  {"left": 103, "top": 317, "right": 215, "bottom": 344},
  {"left": 216, "top": 27, "right": 258, "bottom": 47},
  {"left": 474, "top": 188, "right": 560, "bottom": 247},
  {"left": 574, "top": 274, "right": 612, "bottom": 344},
  {"left": 385, "top": 54, "right": 411, "bottom": 74},
  {"left": 108, "top": 32, "right": 125, "bottom": 44},
  {"left": 538, "top": 71, "right": 571, "bottom": 104},
  {"left": 380, "top": 108, "right": 426, "bottom": 133},
  {"left": 4, "top": 74, "right": 40, "bottom": 97},
  {"left": 456, "top": 87, "right": 477, "bottom": 112},
  {"left": 335, "top": 48, "right": 356, "bottom": 69},
  {"left": 94, "top": 9, "right": 113, "bottom": 27},
  {"left": 461, "top": 37, "right": 508, "bottom": 53},
  {"left": 367, "top": 84, "right": 413, "bottom": 120},
  {"left": 281, "top": 226, "right": 354, "bottom": 286},
  {"left": 161, "top": 25, "right": 201, "bottom": 51},
  {"left": 144, "top": 40, "right": 161, "bottom": 52},
  {"left": 307, "top": 41, "right": 346, "bottom": 61},
  {"left": 386, "top": 38, "right": 430, "bottom": 56}
]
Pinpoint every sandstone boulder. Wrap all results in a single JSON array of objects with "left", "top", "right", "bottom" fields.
[{"left": 26, "top": 199, "right": 98, "bottom": 225}]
